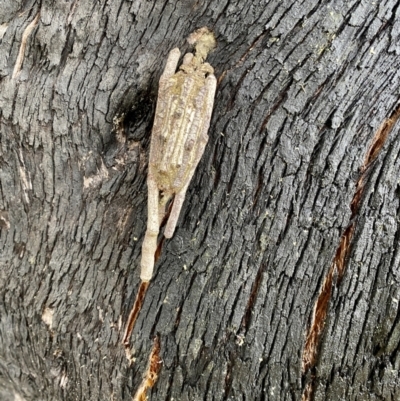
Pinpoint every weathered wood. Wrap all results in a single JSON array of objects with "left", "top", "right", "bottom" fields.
[{"left": 1, "top": 0, "right": 399, "bottom": 400}]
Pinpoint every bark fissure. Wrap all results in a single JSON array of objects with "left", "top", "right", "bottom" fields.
[
  {"left": 12, "top": 12, "right": 40, "bottom": 79},
  {"left": 123, "top": 281, "right": 150, "bottom": 350},
  {"left": 301, "top": 101, "right": 400, "bottom": 400},
  {"left": 258, "top": 79, "right": 292, "bottom": 135},
  {"left": 132, "top": 335, "right": 161, "bottom": 401}
]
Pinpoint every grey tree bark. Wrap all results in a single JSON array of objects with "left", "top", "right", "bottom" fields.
[{"left": 1, "top": 0, "right": 400, "bottom": 400}]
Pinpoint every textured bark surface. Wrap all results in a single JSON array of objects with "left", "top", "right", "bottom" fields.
[{"left": 1, "top": 1, "right": 400, "bottom": 400}]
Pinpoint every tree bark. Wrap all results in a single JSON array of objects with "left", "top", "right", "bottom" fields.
[{"left": 1, "top": 1, "right": 400, "bottom": 400}]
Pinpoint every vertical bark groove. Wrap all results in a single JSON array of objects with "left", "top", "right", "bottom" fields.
[
  {"left": 301, "top": 102, "right": 400, "bottom": 400},
  {"left": 132, "top": 336, "right": 161, "bottom": 401},
  {"left": 12, "top": 12, "right": 40, "bottom": 79}
]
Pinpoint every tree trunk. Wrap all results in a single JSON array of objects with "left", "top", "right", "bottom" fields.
[{"left": 1, "top": 1, "right": 400, "bottom": 400}]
